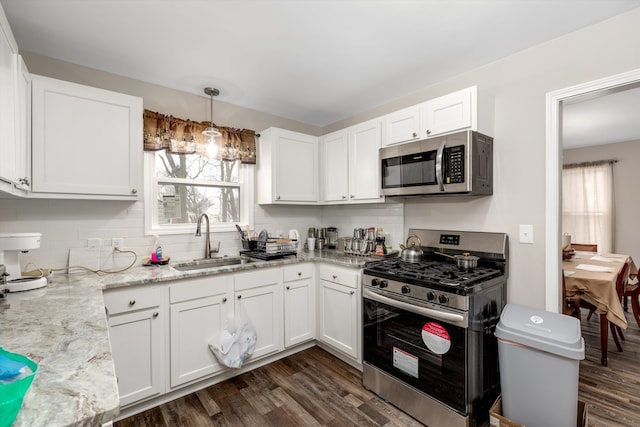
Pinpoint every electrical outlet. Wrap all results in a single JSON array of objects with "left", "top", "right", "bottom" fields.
[
  {"left": 87, "top": 238, "right": 102, "bottom": 249},
  {"left": 112, "top": 238, "right": 124, "bottom": 250}
]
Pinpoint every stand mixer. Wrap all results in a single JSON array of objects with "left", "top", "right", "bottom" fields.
[{"left": 0, "top": 233, "right": 47, "bottom": 292}]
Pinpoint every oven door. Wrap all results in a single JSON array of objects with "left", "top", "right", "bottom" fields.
[{"left": 363, "top": 289, "right": 467, "bottom": 415}]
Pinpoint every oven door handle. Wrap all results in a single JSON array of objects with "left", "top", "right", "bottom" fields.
[{"left": 364, "top": 288, "right": 466, "bottom": 326}]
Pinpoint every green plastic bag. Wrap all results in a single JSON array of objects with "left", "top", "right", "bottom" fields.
[{"left": 0, "top": 347, "right": 37, "bottom": 427}]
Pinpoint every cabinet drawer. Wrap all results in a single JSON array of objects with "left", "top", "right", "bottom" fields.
[
  {"left": 318, "top": 265, "right": 360, "bottom": 289},
  {"left": 283, "top": 263, "right": 314, "bottom": 282},
  {"left": 104, "top": 286, "right": 161, "bottom": 315},
  {"left": 234, "top": 267, "right": 281, "bottom": 291},
  {"left": 169, "top": 275, "right": 232, "bottom": 303}
]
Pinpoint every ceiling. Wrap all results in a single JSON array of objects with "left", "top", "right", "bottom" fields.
[{"left": 2, "top": 0, "right": 640, "bottom": 130}]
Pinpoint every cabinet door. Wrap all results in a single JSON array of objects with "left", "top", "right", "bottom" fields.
[
  {"left": 318, "top": 280, "right": 358, "bottom": 358},
  {"left": 31, "top": 75, "right": 142, "bottom": 198},
  {"left": 235, "top": 283, "right": 283, "bottom": 360},
  {"left": 284, "top": 275, "right": 315, "bottom": 347},
  {"left": 321, "top": 130, "right": 349, "bottom": 202},
  {"left": 274, "top": 129, "right": 319, "bottom": 202},
  {"left": 108, "top": 307, "right": 164, "bottom": 407},
  {"left": 348, "top": 119, "right": 383, "bottom": 202},
  {"left": 0, "top": 12, "right": 17, "bottom": 186},
  {"left": 421, "top": 86, "right": 476, "bottom": 138},
  {"left": 169, "top": 290, "right": 232, "bottom": 388},
  {"left": 14, "top": 55, "right": 30, "bottom": 190},
  {"left": 383, "top": 105, "right": 420, "bottom": 146}
]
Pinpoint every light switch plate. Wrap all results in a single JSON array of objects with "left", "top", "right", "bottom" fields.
[{"left": 519, "top": 225, "right": 534, "bottom": 244}]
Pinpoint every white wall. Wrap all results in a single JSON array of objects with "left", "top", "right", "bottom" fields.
[
  {"left": 563, "top": 139, "right": 640, "bottom": 263},
  {"left": 1, "top": 8, "right": 639, "bottom": 308}
]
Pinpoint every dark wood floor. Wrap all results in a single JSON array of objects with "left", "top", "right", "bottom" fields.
[
  {"left": 115, "top": 308, "right": 640, "bottom": 427},
  {"left": 578, "top": 307, "right": 640, "bottom": 426},
  {"left": 114, "top": 346, "right": 424, "bottom": 427}
]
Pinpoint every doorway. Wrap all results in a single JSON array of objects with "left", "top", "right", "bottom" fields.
[{"left": 545, "top": 68, "right": 640, "bottom": 312}]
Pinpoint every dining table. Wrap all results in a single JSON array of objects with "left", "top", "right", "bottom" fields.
[{"left": 563, "top": 252, "right": 638, "bottom": 365}]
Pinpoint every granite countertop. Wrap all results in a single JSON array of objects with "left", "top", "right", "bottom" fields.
[{"left": 0, "top": 249, "right": 377, "bottom": 426}]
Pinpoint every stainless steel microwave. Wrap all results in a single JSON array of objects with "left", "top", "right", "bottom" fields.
[{"left": 380, "top": 130, "right": 493, "bottom": 197}]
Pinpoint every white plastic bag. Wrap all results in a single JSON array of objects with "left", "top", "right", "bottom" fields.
[{"left": 208, "top": 302, "right": 257, "bottom": 368}]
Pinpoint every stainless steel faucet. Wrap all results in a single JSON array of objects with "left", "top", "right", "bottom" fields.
[{"left": 195, "top": 213, "right": 212, "bottom": 259}]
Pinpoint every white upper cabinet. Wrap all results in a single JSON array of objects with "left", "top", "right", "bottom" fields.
[
  {"left": 382, "top": 86, "right": 478, "bottom": 146},
  {"left": 422, "top": 86, "right": 477, "bottom": 138},
  {"left": 14, "top": 55, "right": 30, "bottom": 190},
  {"left": 257, "top": 127, "right": 319, "bottom": 204},
  {"left": 321, "top": 119, "right": 383, "bottom": 204},
  {"left": 0, "top": 5, "right": 18, "bottom": 188},
  {"left": 31, "top": 75, "right": 143, "bottom": 199},
  {"left": 382, "top": 105, "right": 421, "bottom": 146},
  {"left": 320, "top": 129, "right": 349, "bottom": 202},
  {"left": 348, "top": 119, "right": 384, "bottom": 202}
]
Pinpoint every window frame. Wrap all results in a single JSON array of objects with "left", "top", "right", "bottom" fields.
[{"left": 144, "top": 151, "right": 254, "bottom": 235}]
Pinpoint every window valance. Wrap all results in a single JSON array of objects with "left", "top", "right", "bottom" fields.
[{"left": 143, "top": 109, "right": 257, "bottom": 164}]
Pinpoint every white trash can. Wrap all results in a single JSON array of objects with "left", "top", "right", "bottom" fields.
[{"left": 495, "top": 303, "right": 585, "bottom": 427}]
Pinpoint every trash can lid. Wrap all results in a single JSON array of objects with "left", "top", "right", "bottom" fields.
[{"left": 495, "top": 303, "right": 585, "bottom": 360}]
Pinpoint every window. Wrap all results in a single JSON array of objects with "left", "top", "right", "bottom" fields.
[
  {"left": 144, "top": 151, "right": 253, "bottom": 235},
  {"left": 562, "top": 161, "right": 614, "bottom": 253}
]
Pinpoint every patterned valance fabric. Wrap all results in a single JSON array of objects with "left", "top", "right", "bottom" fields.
[{"left": 143, "top": 109, "right": 257, "bottom": 164}]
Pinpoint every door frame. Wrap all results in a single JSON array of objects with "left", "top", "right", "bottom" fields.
[{"left": 545, "top": 68, "right": 640, "bottom": 312}]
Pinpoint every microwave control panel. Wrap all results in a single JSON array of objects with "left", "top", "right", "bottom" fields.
[{"left": 445, "top": 145, "right": 465, "bottom": 184}]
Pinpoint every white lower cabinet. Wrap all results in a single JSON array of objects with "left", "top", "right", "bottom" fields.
[
  {"left": 104, "top": 286, "right": 165, "bottom": 407},
  {"left": 234, "top": 268, "right": 283, "bottom": 361},
  {"left": 283, "top": 263, "right": 315, "bottom": 347},
  {"left": 169, "top": 276, "right": 233, "bottom": 388},
  {"left": 318, "top": 265, "right": 361, "bottom": 360},
  {"left": 106, "top": 262, "right": 360, "bottom": 412}
]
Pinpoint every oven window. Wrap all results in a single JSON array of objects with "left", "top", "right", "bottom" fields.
[
  {"left": 401, "top": 151, "right": 436, "bottom": 186},
  {"left": 381, "top": 157, "right": 401, "bottom": 188},
  {"left": 363, "top": 297, "right": 467, "bottom": 414}
]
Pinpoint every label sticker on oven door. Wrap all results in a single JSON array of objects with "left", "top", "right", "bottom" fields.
[
  {"left": 422, "top": 322, "right": 451, "bottom": 355},
  {"left": 393, "top": 347, "right": 419, "bottom": 378}
]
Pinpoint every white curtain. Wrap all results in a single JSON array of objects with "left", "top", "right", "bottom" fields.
[{"left": 562, "top": 161, "right": 614, "bottom": 253}]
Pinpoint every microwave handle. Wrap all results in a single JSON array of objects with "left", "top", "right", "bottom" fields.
[{"left": 435, "top": 140, "right": 446, "bottom": 192}]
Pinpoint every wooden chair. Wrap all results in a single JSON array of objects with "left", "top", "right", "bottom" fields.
[
  {"left": 562, "top": 271, "right": 581, "bottom": 320},
  {"left": 571, "top": 243, "right": 598, "bottom": 252},
  {"left": 622, "top": 269, "right": 640, "bottom": 328}
]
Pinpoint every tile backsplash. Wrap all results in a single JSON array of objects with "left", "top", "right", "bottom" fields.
[{"left": 0, "top": 198, "right": 404, "bottom": 273}]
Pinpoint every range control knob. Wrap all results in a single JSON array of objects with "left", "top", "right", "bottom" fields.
[
  {"left": 438, "top": 294, "right": 449, "bottom": 304},
  {"left": 426, "top": 292, "right": 437, "bottom": 301},
  {"left": 379, "top": 280, "right": 389, "bottom": 289},
  {"left": 401, "top": 285, "right": 411, "bottom": 294},
  {"left": 371, "top": 278, "right": 380, "bottom": 287}
]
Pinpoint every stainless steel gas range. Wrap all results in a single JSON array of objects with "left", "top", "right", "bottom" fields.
[{"left": 362, "top": 229, "right": 508, "bottom": 427}]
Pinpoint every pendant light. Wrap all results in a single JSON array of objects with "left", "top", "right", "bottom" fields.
[
  {"left": 203, "top": 87, "right": 221, "bottom": 138},
  {"left": 197, "top": 87, "right": 221, "bottom": 158}
]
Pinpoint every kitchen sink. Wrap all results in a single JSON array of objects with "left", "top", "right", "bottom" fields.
[{"left": 172, "top": 256, "right": 258, "bottom": 271}]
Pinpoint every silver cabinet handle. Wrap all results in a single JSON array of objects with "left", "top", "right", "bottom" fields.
[
  {"left": 426, "top": 129, "right": 432, "bottom": 135},
  {"left": 350, "top": 195, "right": 355, "bottom": 199},
  {"left": 286, "top": 286, "right": 291, "bottom": 290},
  {"left": 222, "top": 297, "right": 227, "bottom": 303},
  {"left": 276, "top": 196, "right": 281, "bottom": 200},
  {"left": 237, "top": 295, "right": 242, "bottom": 299},
  {"left": 297, "top": 272, "right": 302, "bottom": 277},
  {"left": 350, "top": 291, "right": 355, "bottom": 295},
  {"left": 332, "top": 275, "right": 338, "bottom": 280},
  {"left": 342, "top": 195, "right": 347, "bottom": 199},
  {"left": 153, "top": 312, "right": 159, "bottom": 318},
  {"left": 412, "top": 132, "right": 417, "bottom": 138},
  {"left": 131, "top": 189, "right": 138, "bottom": 194},
  {"left": 129, "top": 300, "right": 136, "bottom": 306}
]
